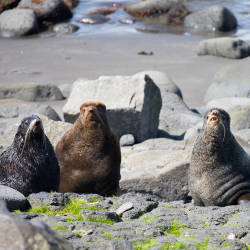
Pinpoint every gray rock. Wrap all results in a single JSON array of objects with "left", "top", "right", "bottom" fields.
[
  {"left": 124, "top": 0, "right": 190, "bottom": 25},
  {"left": 81, "top": 210, "right": 121, "bottom": 223},
  {"left": 18, "top": 0, "right": 72, "bottom": 22},
  {"left": 159, "top": 92, "right": 202, "bottom": 137},
  {"left": 0, "top": 102, "right": 61, "bottom": 121},
  {"left": 36, "top": 105, "right": 61, "bottom": 121},
  {"left": 235, "top": 129, "right": 250, "bottom": 144},
  {"left": 120, "top": 148, "right": 191, "bottom": 201},
  {"left": 120, "top": 134, "right": 135, "bottom": 147},
  {"left": 116, "top": 202, "right": 134, "bottom": 216},
  {"left": 135, "top": 71, "right": 183, "bottom": 99},
  {"left": 0, "top": 185, "right": 28, "bottom": 211},
  {"left": 206, "top": 97, "right": 250, "bottom": 131},
  {"left": 184, "top": 121, "right": 203, "bottom": 141},
  {"left": 120, "top": 196, "right": 158, "bottom": 220},
  {"left": 204, "top": 61, "right": 250, "bottom": 103},
  {"left": 58, "top": 83, "right": 72, "bottom": 98},
  {"left": 63, "top": 73, "right": 162, "bottom": 142},
  {"left": 78, "top": 14, "right": 110, "bottom": 24},
  {"left": 198, "top": 38, "right": 250, "bottom": 59},
  {"left": 0, "top": 9, "right": 38, "bottom": 38},
  {"left": 0, "top": 200, "right": 73, "bottom": 250},
  {"left": 184, "top": 5, "right": 237, "bottom": 32},
  {"left": 53, "top": 23, "right": 79, "bottom": 34},
  {"left": 107, "top": 240, "right": 134, "bottom": 250},
  {"left": 0, "top": 83, "right": 65, "bottom": 101},
  {"left": 28, "top": 192, "right": 65, "bottom": 209}
]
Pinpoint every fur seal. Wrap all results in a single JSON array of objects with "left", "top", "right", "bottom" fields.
[
  {"left": 189, "top": 108, "right": 250, "bottom": 206},
  {"left": 0, "top": 115, "right": 60, "bottom": 196},
  {"left": 56, "top": 101, "right": 121, "bottom": 196}
]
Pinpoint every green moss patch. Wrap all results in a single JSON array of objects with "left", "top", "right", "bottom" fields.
[
  {"left": 87, "top": 197, "right": 102, "bottom": 203},
  {"left": 194, "top": 237, "right": 210, "bottom": 250},
  {"left": 160, "top": 242, "right": 187, "bottom": 249},
  {"left": 164, "top": 220, "right": 188, "bottom": 236},
  {"left": 52, "top": 225, "right": 68, "bottom": 231},
  {"left": 140, "top": 216, "right": 158, "bottom": 224},
  {"left": 86, "top": 217, "right": 115, "bottom": 225},
  {"left": 133, "top": 239, "right": 159, "bottom": 250},
  {"left": 27, "top": 198, "right": 116, "bottom": 224},
  {"left": 102, "top": 232, "right": 112, "bottom": 239},
  {"left": 221, "top": 242, "right": 234, "bottom": 247}
]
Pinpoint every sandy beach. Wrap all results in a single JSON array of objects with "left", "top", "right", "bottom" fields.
[{"left": 0, "top": 32, "right": 240, "bottom": 109}]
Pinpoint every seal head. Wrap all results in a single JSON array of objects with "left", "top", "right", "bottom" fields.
[
  {"left": 0, "top": 115, "right": 60, "bottom": 196},
  {"left": 189, "top": 108, "right": 250, "bottom": 206},
  {"left": 56, "top": 101, "right": 121, "bottom": 196}
]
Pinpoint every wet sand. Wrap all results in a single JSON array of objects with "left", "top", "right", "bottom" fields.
[{"left": 0, "top": 32, "right": 239, "bottom": 109}]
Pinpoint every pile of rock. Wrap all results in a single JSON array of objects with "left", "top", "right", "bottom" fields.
[
  {"left": 1, "top": 191, "right": 250, "bottom": 249},
  {"left": 0, "top": 0, "right": 78, "bottom": 37},
  {"left": 0, "top": 0, "right": 242, "bottom": 38}
]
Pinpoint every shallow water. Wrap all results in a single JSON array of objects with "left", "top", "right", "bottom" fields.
[{"left": 68, "top": 0, "right": 250, "bottom": 39}]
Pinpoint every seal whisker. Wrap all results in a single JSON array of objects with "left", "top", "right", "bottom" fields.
[{"left": 20, "top": 127, "right": 31, "bottom": 156}]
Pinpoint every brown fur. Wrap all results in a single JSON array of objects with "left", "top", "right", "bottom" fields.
[{"left": 56, "top": 101, "right": 121, "bottom": 196}]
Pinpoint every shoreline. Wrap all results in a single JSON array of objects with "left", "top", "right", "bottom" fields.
[{"left": 0, "top": 32, "right": 239, "bottom": 108}]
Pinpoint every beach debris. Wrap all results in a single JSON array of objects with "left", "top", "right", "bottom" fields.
[{"left": 137, "top": 51, "right": 154, "bottom": 55}]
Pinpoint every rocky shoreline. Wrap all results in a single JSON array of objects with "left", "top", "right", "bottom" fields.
[{"left": 1, "top": 190, "right": 249, "bottom": 249}]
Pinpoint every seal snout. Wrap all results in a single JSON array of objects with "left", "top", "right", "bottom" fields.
[
  {"left": 29, "top": 117, "right": 43, "bottom": 134},
  {"left": 207, "top": 110, "right": 220, "bottom": 125}
]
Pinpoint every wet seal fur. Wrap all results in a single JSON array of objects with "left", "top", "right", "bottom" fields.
[
  {"left": 189, "top": 108, "right": 250, "bottom": 206},
  {"left": 56, "top": 101, "right": 121, "bottom": 196},
  {"left": 0, "top": 115, "right": 60, "bottom": 196}
]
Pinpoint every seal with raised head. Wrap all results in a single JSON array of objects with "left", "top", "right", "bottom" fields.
[
  {"left": 189, "top": 108, "right": 250, "bottom": 206},
  {"left": 56, "top": 101, "right": 121, "bottom": 196},
  {"left": 0, "top": 115, "right": 60, "bottom": 196}
]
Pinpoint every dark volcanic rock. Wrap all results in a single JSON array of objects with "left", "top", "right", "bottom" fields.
[
  {"left": 0, "top": 200, "right": 73, "bottom": 249},
  {"left": 28, "top": 192, "right": 65, "bottom": 209},
  {"left": 0, "top": 8, "right": 38, "bottom": 37},
  {"left": 10, "top": 193, "right": 250, "bottom": 250},
  {"left": 184, "top": 5, "right": 237, "bottom": 32},
  {"left": 18, "top": 0, "right": 72, "bottom": 23},
  {"left": 124, "top": 0, "right": 190, "bottom": 25}
]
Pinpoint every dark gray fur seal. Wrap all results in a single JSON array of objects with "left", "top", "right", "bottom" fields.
[
  {"left": 189, "top": 108, "right": 250, "bottom": 206},
  {"left": 0, "top": 115, "right": 60, "bottom": 196}
]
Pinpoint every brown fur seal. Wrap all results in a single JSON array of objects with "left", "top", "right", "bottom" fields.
[
  {"left": 189, "top": 108, "right": 250, "bottom": 206},
  {"left": 0, "top": 115, "right": 60, "bottom": 196},
  {"left": 56, "top": 101, "right": 121, "bottom": 196}
]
